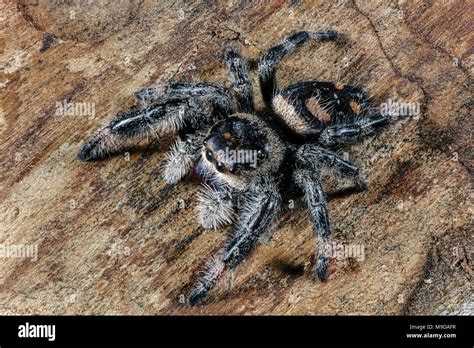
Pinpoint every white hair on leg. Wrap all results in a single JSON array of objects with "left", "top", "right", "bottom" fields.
[{"left": 195, "top": 184, "right": 234, "bottom": 229}]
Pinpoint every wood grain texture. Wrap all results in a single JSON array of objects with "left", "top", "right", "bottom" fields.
[{"left": 0, "top": 0, "right": 472, "bottom": 315}]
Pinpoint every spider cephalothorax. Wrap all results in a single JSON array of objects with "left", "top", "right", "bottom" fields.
[
  {"left": 201, "top": 114, "right": 286, "bottom": 189},
  {"left": 78, "top": 30, "right": 390, "bottom": 306}
]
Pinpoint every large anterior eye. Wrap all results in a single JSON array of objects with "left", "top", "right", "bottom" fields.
[
  {"left": 215, "top": 162, "right": 225, "bottom": 173},
  {"left": 205, "top": 149, "right": 214, "bottom": 162}
]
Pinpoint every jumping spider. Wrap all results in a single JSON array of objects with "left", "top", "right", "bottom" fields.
[{"left": 78, "top": 30, "right": 390, "bottom": 306}]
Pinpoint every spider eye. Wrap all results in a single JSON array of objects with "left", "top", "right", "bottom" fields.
[
  {"left": 215, "top": 162, "right": 226, "bottom": 173},
  {"left": 257, "top": 149, "right": 266, "bottom": 160},
  {"left": 205, "top": 150, "right": 214, "bottom": 162}
]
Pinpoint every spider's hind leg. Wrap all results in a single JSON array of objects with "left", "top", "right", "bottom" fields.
[
  {"left": 293, "top": 168, "right": 331, "bottom": 281},
  {"left": 319, "top": 113, "right": 390, "bottom": 147},
  {"left": 258, "top": 30, "right": 341, "bottom": 105}
]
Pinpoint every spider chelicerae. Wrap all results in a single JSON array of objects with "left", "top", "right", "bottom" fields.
[{"left": 78, "top": 30, "right": 390, "bottom": 306}]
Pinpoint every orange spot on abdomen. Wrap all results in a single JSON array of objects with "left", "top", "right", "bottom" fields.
[
  {"left": 349, "top": 99, "right": 362, "bottom": 113},
  {"left": 305, "top": 97, "right": 331, "bottom": 124}
]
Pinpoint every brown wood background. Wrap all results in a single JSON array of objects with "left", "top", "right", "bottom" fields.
[{"left": 0, "top": 0, "right": 472, "bottom": 314}]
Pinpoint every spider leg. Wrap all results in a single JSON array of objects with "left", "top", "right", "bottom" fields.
[
  {"left": 134, "top": 82, "right": 231, "bottom": 107},
  {"left": 319, "top": 114, "right": 390, "bottom": 147},
  {"left": 293, "top": 168, "right": 331, "bottom": 281},
  {"left": 188, "top": 176, "right": 281, "bottom": 306},
  {"left": 78, "top": 83, "right": 232, "bottom": 161},
  {"left": 78, "top": 102, "right": 186, "bottom": 161},
  {"left": 223, "top": 49, "right": 254, "bottom": 113},
  {"left": 297, "top": 144, "right": 366, "bottom": 190},
  {"left": 133, "top": 84, "right": 167, "bottom": 104},
  {"left": 258, "top": 30, "right": 341, "bottom": 105}
]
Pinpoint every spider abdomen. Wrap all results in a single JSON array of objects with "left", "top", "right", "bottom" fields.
[{"left": 272, "top": 81, "right": 371, "bottom": 138}]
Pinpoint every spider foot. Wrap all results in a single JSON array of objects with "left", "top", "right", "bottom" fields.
[
  {"left": 77, "top": 125, "right": 120, "bottom": 161},
  {"left": 310, "top": 29, "right": 343, "bottom": 43},
  {"left": 357, "top": 177, "right": 367, "bottom": 191},
  {"left": 316, "top": 253, "right": 329, "bottom": 282},
  {"left": 188, "top": 257, "right": 226, "bottom": 306}
]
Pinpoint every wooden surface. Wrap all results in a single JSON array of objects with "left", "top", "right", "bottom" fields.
[{"left": 0, "top": 0, "right": 472, "bottom": 315}]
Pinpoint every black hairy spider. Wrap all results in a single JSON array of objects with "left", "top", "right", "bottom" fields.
[{"left": 78, "top": 30, "right": 390, "bottom": 306}]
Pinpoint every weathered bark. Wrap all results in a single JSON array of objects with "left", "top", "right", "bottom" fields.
[{"left": 0, "top": 0, "right": 472, "bottom": 314}]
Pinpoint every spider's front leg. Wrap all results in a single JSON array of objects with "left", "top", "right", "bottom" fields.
[
  {"left": 188, "top": 176, "right": 281, "bottom": 306},
  {"left": 294, "top": 168, "right": 331, "bottom": 281},
  {"left": 77, "top": 105, "right": 174, "bottom": 161},
  {"left": 77, "top": 83, "right": 232, "bottom": 162},
  {"left": 297, "top": 144, "right": 367, "bottom": 190}
]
